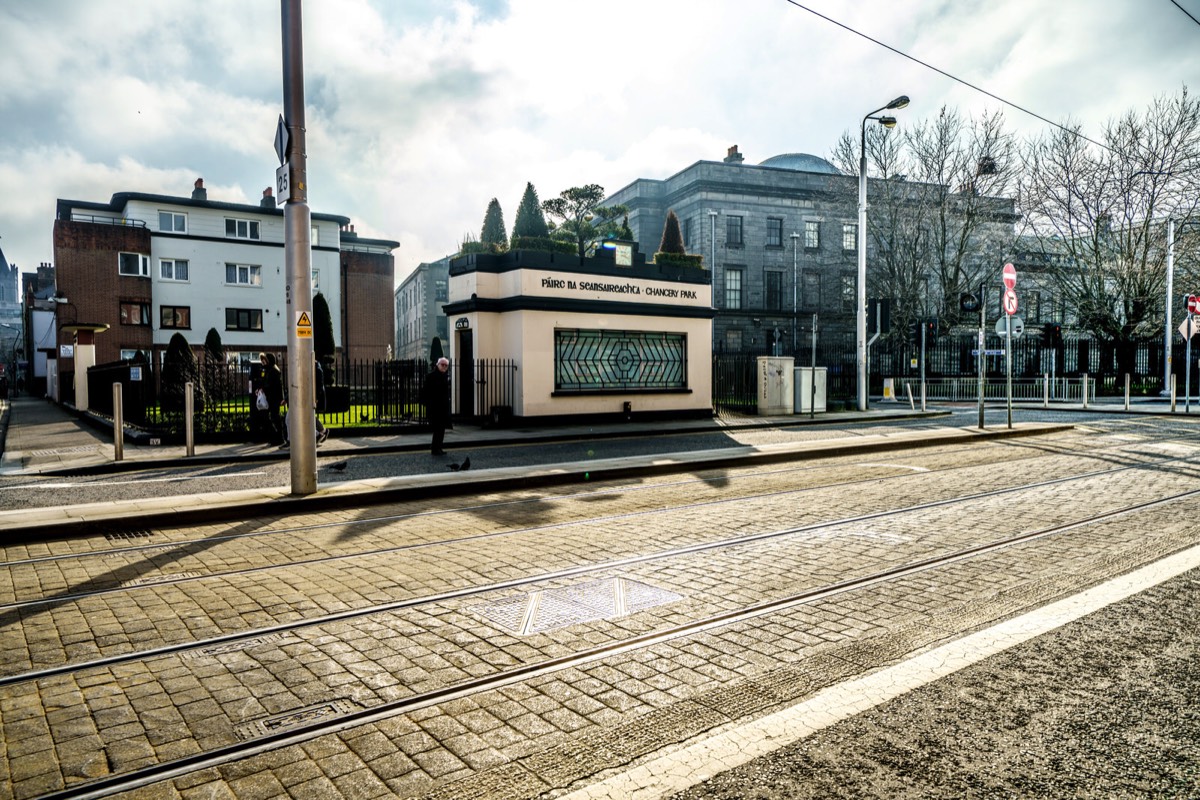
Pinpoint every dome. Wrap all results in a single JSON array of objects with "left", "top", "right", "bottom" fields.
[{"left": 758, "top": 153, "right": 842, "bottom": 175}]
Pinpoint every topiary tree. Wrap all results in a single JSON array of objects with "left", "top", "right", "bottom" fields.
[
  {"left": 658, "top": 210, "right": 685, "bottom": 254},
  {"left": 430, "top": 336, "right": 444, "bottom": 363},
  {"left": 203, "top": 327, "right": 224, "bottom": 364},
  {"left": 619, "top": 214, "right": 634, "bottom": 241},
  {"left": 480, "top": 198, "right": 507, "bottom": 252},
  {"left": 511, "top": 182, "right": 550, "bottom": 243},
  {"left": 313, "top": 292, "right": 336, "bottom": 365},
  {"left": 160, "top": 332, "right": 203, "bottom": 413},
  {"left": 542, "top": 184, "right": 628, "bottom": 260}
]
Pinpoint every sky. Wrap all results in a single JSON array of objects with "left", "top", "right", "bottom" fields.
[{"left": 1, "top": 0, "right": 1197, "bottom": 285}]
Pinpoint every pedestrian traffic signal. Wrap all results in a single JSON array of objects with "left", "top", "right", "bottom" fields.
[
  {"left": 868, "top": 298, "right": 891, "bottom": 335},
  {"left": 924, "top": 318, "right": 939, "bottom": 344},
  {"left": 1043, "top": 323, "right": 1062, "bottom": 347}
]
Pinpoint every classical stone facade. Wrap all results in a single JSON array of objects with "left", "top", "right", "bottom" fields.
[{"left": 605, "top": 146, "right": 1016, "bottom": 354}]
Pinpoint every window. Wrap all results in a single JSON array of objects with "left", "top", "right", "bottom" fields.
[
  {"left": 225, "top": 263, "right": 262, "bottom": 286},
  {"left": 724, "top": 329, "right": 743, "bottom": 353},
  {"left": 160, "top": 258, "right": 189, "bottom": 282},
  {"left": 683, "top": 217, "right": 693, "bottom": 248},
  {"left": 802, "top": 272, "right": 821, "bottom": 310},
  {"left": 225, "top": 308, "right": 263, "bottom": 331},
  {"left": 765, "top": 271, "right": 784, "bottom": 310},
  {"left": 804, "top": 220, "right": 820, "bottom": 249},
  {"left": 766, "top": 217, "right": 783, "bottom": 248},
  {"left": 842, "top": 223, "right": 857, "bottom": 251},
  {"left": 120, "top": 349, "right": 143, "bottom": 361},
  {"left": 225, "top": 218, "right": 260, "bottom": 240},
  {"left": 120, "top": 301, "right": 150, "bottom": 326},
  {"left": 118, "top": 252, "right": 149, "bottom": 277},
  {"left": 725, "top": 268, "right": 743, "bottom": 309},
  {"left": 310, "top": 225, "right": 319, "bottom": 247},
  {"left": 841, "top": 275, "right": 856, "bottom": 311},
  {"left": 160, "top": 305, "right": 191, "bottom": 329},
  {"left": 726, "top": 216, "right": 743, "bottom": 246},
  {"left": 554, "top": 329, "right": 686, "bottom": 391},
  {"left": 311, "top": 269, "right": 320, "bottom": 292},
  {"left": 158, "top": 211, "right": 186, "bottom": 233},
  {"left": 435, "top": 280, "right": 448, "bottom": 302}
]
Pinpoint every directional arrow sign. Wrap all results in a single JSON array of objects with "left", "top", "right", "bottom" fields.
[{"left": 1003, "top": 288, "right": 1018, "bottom": 315}]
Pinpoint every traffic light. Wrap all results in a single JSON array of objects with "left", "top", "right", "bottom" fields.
[
  {"left": 867, "top": 298, "right": 891, "bottom": 335},
  {"left": 924, "top": 318, "right": 939, "bottom": 344},
  {"left": 1042, "top": 323, "right": 1062, "bottom": 347}
]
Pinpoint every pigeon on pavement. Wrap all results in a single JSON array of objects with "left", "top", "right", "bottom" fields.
[
  {"left": 448, "top": 456, "right": 471, "bottom": 472},
  {"left": 326, "top": 460, "right": 349, "bottom": 472}
]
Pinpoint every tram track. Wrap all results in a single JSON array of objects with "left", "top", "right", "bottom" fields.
[
  {"left": 3, "top": 444, "right": 1197, "bottom": 688},
  {"left": 0, "top": 428, "right": 1188, "bottom": 600},
  {"left": 24, "top": 480, "right": 1200, "bottom": 800}
]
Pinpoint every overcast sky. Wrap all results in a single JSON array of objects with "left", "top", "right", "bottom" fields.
[{"left": 1, "top": 0, "right": 1196, "bottom": 285}]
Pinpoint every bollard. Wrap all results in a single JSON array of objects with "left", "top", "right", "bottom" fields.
[
  {"left": 1171, "top": 373, "right": 1177, "bottom": 412},
  {"left": 185, "top": 381, "right": 195, "bottom": 457},
  {"left": 1082, "top": 372, "right": 1089, "bottom": 408},
  {"left": 905, "top": 383, "right": 915, "bottom": 410},
  {"left": 112, "top": 382, "right": 124, "bottom": 462},
  {"left": 1043, "top": 373, "right": 1049, "bottom": 408},
  {"left": 1124, "top": 374, "right": 1130, "bottom": 411}
]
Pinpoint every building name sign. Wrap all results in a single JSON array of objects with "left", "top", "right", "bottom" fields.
[{"left": 539, "top": 277, "right": 699, "bottom": 301}]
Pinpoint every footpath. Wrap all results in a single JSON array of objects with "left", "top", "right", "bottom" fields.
[{"left": 0, "top": 395, "right": 1103, "bottom": 537}]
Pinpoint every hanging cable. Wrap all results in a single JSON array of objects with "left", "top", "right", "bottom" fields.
[{"left": 782, "top": 0, "right": 1115, "bottom": 153}]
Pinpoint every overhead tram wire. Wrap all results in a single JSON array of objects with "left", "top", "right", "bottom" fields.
[
  {"left": 1170, "top": 0, "right": 1200, "bottom": 27},
  {"left": 781, "top": 0, "right": 1115, "bottom": 154}
]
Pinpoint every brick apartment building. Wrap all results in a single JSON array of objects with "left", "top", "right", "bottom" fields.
[{"left": 53, "top": 180, "right": 398, "bottom": 391}]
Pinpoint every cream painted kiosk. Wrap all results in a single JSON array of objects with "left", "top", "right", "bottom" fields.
[{"left": 443, "top": 244, "right": 713, "bottom": 420}]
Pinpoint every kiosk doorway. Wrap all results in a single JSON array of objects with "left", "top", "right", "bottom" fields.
[{"left": 456, "top": 329, "right": 474, "bottom": 417}]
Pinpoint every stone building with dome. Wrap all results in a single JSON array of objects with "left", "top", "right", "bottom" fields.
[{"left": 605, "top": 145, "right": 1015, "bottom": 356}]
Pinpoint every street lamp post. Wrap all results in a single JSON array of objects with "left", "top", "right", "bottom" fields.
[
  {"left": 856, "top": 95, "right": 909, "bottom": 412},
  {"left": 791, "top": 232, "right": 800, "bottom": 356},
  {"left": 709, "top": 210, "right": 719, "bottom": 351}
]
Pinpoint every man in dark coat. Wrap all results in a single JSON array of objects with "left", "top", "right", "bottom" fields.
[{"left": 421, "top": 357, "right": 451, "bottom": 455}]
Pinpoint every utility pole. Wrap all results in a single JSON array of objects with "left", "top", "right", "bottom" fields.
[{"left": 281, "top": 0, "right": 316, "bottom": 494}]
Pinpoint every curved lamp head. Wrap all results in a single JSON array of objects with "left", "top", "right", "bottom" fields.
[
  {"left": 879, "top": 116, "right": 898, "bottom": 129},
  {"left": 886, "top": 95, "right": 910, "bottom": 110}
]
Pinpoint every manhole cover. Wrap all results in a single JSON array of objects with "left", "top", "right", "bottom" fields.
[{"left": 470, "top": 577, "right": 682, "bottom": 635}]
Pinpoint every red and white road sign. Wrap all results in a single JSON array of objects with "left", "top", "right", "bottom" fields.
[
  {"left": 1003, "top": 288, "right": 1018, "bottom": 315},
  {"left": 1002, "top": 263, "right": 1017, "bottom": 290},
  {"left": 1188, "top": 294, "right": 1200, "bottom": 315}
]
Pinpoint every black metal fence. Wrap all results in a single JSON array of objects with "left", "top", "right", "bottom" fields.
[
  {"left": 713, "top": 335, "right": 1181, "bottom": 416},
  {"left": 110, "top": 356, "right": 518, "bottom": 442}
]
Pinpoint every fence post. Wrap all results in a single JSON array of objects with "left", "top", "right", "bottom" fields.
[
  {"left": 1082, "top": 372, "right": 1089, "bottom": 408},
  {"left": 1124, "top": 373, "right": 1130, "bottom": 411},
  {"left": 112, "top": 382, "right": 124, "bottom": 462},
  {"left": 1171, "top": 373, "right": 1177, "bottom": 412},
  {"left": 1043, "top": 373, "right": 1049, "bottom": 408},
  {"left": 185, "top": 380, "right": 195, "bottom": 457}
]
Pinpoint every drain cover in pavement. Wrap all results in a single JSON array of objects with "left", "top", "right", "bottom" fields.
[{"left": 470, "top": 577, "right": 682, "bottom": 635}]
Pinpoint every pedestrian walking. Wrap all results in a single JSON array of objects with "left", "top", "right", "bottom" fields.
[
  {"left": 314, "top": 355, "right": 328, "bottom": 445},
  {"left": 421, "top": 357, "right": 451, "bottom": 455},
  {"left": 260, "top": 352, "right": 286, "bottom": 446}
]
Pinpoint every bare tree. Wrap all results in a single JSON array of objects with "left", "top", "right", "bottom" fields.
[
  {"left": 1018, "top": 87, "right": 1200, "bottom": 372},
  {"left": 832, "top": 107, "right": 1019, "bottom": 337}
]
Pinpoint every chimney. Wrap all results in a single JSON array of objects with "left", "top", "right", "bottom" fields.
[
  {"left": 723, "top": 145, "right": 744, "bottom": 164},
  {"left": 192, "top": 178, "right": 207, "bottom": 201},
  {"left": 261, "top": 187, "right": 274, "bottom": 208}
]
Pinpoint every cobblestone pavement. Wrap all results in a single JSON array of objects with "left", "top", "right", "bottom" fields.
[{"left": 0, "top": 411, "right": 1198, "bottom": 799}]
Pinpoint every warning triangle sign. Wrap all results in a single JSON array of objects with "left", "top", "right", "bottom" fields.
[{"left": 297, "top": 311, "right": 312, "bottom": 326}]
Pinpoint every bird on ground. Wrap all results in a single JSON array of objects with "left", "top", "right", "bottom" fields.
[
  {"left": 325, "top": 460, "right": 349, "bottom": 472},
  {"left": 448, "top": 457, "right": 471, "bottom": 472}
]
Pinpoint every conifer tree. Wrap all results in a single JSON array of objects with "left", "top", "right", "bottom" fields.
[
  {"left": 313, "top": 292, "right": 336, "bottom": 364},
  {"left": 161, "top": 332, "right": 203, "bottom": 412},
  {"left": 480, "top": 198, "right": 507, "bottom": 252},
  {"left": 658, "top": 210, "right": 685, "bottom": 254},
  {"left": 511, "top": 182, "right": 550, "bottom": 241}
]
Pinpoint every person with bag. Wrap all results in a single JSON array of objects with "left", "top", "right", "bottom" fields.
[
  {"left": 260, "top": 352, "right": 286, "bottom": 446},
  {"left": 421, "top": 357, "right": 451, "bottom": 455}
]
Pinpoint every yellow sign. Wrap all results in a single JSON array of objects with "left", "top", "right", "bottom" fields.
[{"left": 296, "top": 310, "right": 313, "bottom": 339}]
